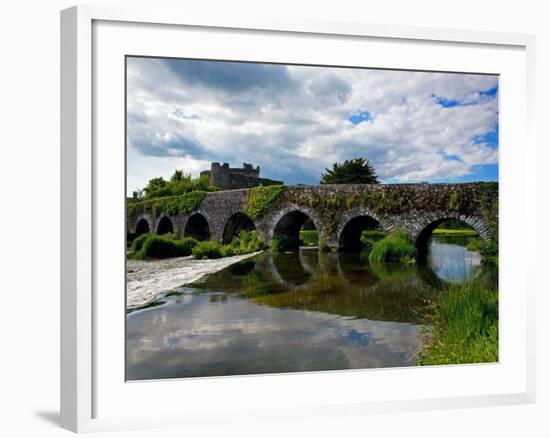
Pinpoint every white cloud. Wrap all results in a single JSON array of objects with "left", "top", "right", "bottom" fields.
[{"left": 126, "top": 57, "right": 498, "bottom": 193}]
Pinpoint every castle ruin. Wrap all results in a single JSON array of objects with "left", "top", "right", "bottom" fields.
[{"left": 201, "top": 162, "right": 261, "bottom": 190}]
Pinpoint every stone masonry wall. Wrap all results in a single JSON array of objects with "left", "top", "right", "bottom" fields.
[{"left": 128, "top": 183, "right": 498, "bottom": 249}]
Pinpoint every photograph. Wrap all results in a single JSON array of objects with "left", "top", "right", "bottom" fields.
[{"left": 125, "top": 56, "right": 499, "bottom": 381}]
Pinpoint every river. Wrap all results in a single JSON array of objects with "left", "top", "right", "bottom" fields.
[{"left": 126, "top": 234, "right": 493, "bottom": 380}]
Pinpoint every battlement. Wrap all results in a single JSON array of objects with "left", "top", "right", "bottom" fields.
[{"left": 201, "top": 162, "right": 261, "bottom": 190}]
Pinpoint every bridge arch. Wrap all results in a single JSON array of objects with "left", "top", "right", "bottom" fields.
[
  {"left": 336, "top": 207, "right": 387, "bottom": 251},
  {"left": 270, "top": 205, "right": 323, "bottom": 250},
  {"left": 156, "top": 216, "right": 174, "bottom": 235},
  {"left": 184, "top": 213, "right": 211, "bottom": 241},
  {"left": 222, "top": 212, "right": 256, "bottom": 244},
  {"left": 414, "top": 213, "right": 490, "bottom": 259},
  {"left": 134, "top": 217, "right": 151, "bottom": 237}
]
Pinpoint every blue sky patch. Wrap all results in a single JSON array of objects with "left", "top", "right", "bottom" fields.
[
  {"left": 473, "top": 125, "right": 499, "bottom": 148},
  {"left": 432, "top": 94, "right": 461, "bottom": 108},
  {"left": 348, "top": 110, "right": 372, "bottom": 125},
  {"left": 480, "top": 86, "right": 498, "bottom": 98}
]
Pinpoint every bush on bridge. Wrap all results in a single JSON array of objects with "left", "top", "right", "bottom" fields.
[
  {"left": 368, "top": 230, "right": 416, "bottom": 264},
  {"left": 128, "top": 191, "right": 207, "bottom": 218},
  {"left": 243, "top": 185, "right": 285, "bottom": 220},
  {"left": 129, "top": 235, "right": 198, "bottom": 260}
]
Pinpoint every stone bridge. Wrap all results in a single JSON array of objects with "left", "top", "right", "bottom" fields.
[{"left": 127, "top": 183, "right": 498, "bottom": 255}]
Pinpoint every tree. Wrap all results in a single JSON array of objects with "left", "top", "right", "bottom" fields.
[
  {"left": 143, "top": 177, "right": 169, "bottom": 198},
  {"left": 170, "top": 169, "right": 184, "bottom": 183},
  {"left": 320, "top": 158, "right": 380, "bottom": 184}
]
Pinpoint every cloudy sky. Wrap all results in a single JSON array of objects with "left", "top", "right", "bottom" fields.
[{"left": 126, "top": 57, "right": 498, "bottom": 194}]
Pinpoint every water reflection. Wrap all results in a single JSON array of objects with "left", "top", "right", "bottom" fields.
[
  {"left": 428, "top": 235, "right": 482, "bottom": 282},
  {"left": 126, "top": 234, "right": 490, "bottom": 380}
]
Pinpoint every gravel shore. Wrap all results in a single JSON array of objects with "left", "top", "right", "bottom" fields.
[{"left": 126, "top": 251, "right": 262, "bottom": 310}]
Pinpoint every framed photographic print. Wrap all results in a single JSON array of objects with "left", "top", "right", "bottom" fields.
[{"left": 61, "top": 5, "right": 536, "bottom": 433}]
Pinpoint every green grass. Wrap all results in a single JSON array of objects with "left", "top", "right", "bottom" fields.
[
  {"left": 368, "top": 230, "right": 416, "bottom": 263},
  {"left": 432, "top": 228, "right": 478, "bottom": 236},
  {"left": 192, "top": 230, "right": 267, "bottom": 259},
  {"left": 417, "top": 276, "right": 498, "bottom": 365},
  {"left": 129, "top": 234, "right": 198, "bottom": 260},
  {"left": 300, "top": 230, "right": 319, "bottom": 246}
]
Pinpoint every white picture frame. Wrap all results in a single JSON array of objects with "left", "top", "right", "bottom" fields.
[{"left": 60, "top": 4, "right": 536, "bottom": 433}]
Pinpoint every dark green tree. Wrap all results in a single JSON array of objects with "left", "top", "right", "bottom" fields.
[
  {"left": 320, "top": 158, "right": 380, "bottom": 184},
  {"left": 170, "top": 169, "right": 184, "bottom": 183},
  {"left": 143, "top": 176, "right": 169, "bottom": 198}
]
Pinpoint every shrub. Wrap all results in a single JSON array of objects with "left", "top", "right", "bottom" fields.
[
  {"left": 129, "top": 234, "right": 197, "bottom": 259},
  {"left": 224, "top": 230, "right": 267, "bottom": 256},
  {"left": 175, "top": 237, "right": 199, "bottom": 255},
  {"left": 271, "top": 234, "right": 289, "bottom": 254},
  {"left": 243, "top": 185, "right": 285, "bottom": 220},
  {"left": 134, "top": 235, "right": 198, "bottom": 259},
  {"left": 359, "top": 230, "right": 386, "bottom": 253},
  {"left": 368, "top": 230, "right": 416, "bottom": 263},
  {"left": 192, "top": 241, "right": 223, "bottom": 260},
  {"left": 130, "top": 233, "right": 153, "bottom": 254}
]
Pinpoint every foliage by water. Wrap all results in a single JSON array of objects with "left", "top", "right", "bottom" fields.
[
  {"left": 192, "top": 230, "right": 267, "bottom": 259},
  {"left": 360, "top": 230, "right": 387, "bottom": 253},
  {"left": 192, "top": 241, "right": 224, "bottom": 260},
  {"left": 129, "top": 234, "right": 198, "bottom": 260},
  {"left": 243, "top": 185, "right": 285, "bottom": 220},
  {"left": 368, "top": 230, "right": 416, "bottom": 263},
  {"left": 300, "top": 230, "right": 319, "bottom": 246},
  {"left": 220, "top": 230, "right": 268, "bottom": 257},
  {"left": 432, "top": 228, "right": 478, "bottom": 236},
  {"left": 417, "top": 274, "right": 498, "bottom": 365},
  {"left": 467, "top": 238, "right": 499, "bottom": 266},
  {"left": 271, "top": 234, "right": 289, "bottom": 254}
]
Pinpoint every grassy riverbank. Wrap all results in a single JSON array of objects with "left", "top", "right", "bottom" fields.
[
  {"left": 417, "top": 274, "right": 498, "bottom": 365},
  {"left": 432, "top": 228, "right": 478, "bottom": 236}
]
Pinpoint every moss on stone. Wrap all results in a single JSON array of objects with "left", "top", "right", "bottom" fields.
[
  {"left": 128, "top": 191, "right": 207, "bottom": 219},
  {"left": 243, "top": 185, "right": 285, "bottom": 220}
]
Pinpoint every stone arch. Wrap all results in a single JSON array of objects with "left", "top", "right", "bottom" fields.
[
  {"left": 184, "top": 213, "right": 211, "bottom": 241},
  {"left": 134, "top": 217, "right": 151, "bottom": 237},
  {"left": 222, "top": 212, "right": 256, "bottom": 244},
  {"left": 156, "top": 216, "right": 174, "bottom": 235},
  {"left": 414, "top": 212, "right": 490, "bottom": 259},
  {"left": 336, "top": 207, "right": 388, "bottom": 251},
  {"left": 270, "top": 205, "right": 323, "bottom": 249}
]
